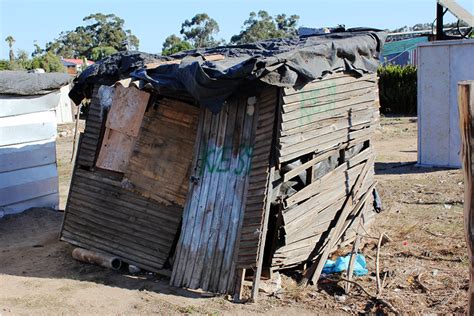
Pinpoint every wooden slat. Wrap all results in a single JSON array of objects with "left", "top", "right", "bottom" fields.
[
  {"left": 282, "top": 78, "right": 376, "bottom": 104},
  {"left": 284, "top": 148, "right": 371, "bottom": 208},
  {"left": 302, "top": 156, "right": 375, "bottom": 284},
  {"left": 279, "top": 127, "right": 374, "bottom": 163},
  {"left": 283, "top": 73, "right": 376, "bottom": 96}
]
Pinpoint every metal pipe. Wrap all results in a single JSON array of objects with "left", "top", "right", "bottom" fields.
[
  {"left": 436, "top": 3, "right": 445, "bottom": 40},
  {"left": 71, "top": 248, "right": 122, "bottom": 270}
]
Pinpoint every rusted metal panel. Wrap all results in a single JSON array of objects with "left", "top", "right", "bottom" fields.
[
  {"left": 61, "top": 168, "right": 182, "bottom": 271},
  {"left": 76, "top": 87, "right": 103, "bottom": 168}
]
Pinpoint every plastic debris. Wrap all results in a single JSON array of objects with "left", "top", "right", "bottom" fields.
[{"left": 322, "top": 253, "right": 368, "bottom": 276}]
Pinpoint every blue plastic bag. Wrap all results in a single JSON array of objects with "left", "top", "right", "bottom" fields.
[{"left": 322, "top": 253, "right": 368, "bottom": 276}]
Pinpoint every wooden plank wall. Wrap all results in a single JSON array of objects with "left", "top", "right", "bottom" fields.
[
  {"left": 278, "top": 73, "right": 377, "bottom": 163},
  {"left": 125, "top": 99, "right": 199, "bottom": 207},
  {"left": 171, "top": 90, "right": 261, "bottom": 294},
  {"left": 270, "top": 72, "right": 379, "bottom": 271},
  {"left": 62, "top": 86, "right": 197, "bottom": 272},
  {"left": 236, "top": 87, "right": 277, "bottom": 270}
]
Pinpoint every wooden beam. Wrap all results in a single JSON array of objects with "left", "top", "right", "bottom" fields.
[
  {"left": 458, "top": 80, "right": 474, "bottom": 314},
  {"left": 233, "top": 268, "right": 246, "bottom": 302},
  {"left": 250, "top": 166, "right": 275, "bottom": 302}
]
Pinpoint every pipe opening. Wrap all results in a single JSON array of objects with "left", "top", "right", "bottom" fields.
[{"left": 111, "top": 258, "right": 122, "bottom": 270}]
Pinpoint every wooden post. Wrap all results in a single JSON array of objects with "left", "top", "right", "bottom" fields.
[
  {"left": 251, "top": 166, "right": 275, "bottom": 302},
  {"left": 233, "top": 268, "right": 246, "bottom": 302},
  {"left": 458, "top": 81, "right": 474, "bottom": 314}
]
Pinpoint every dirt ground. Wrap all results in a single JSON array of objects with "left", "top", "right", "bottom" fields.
[{"left": 0, "top": 117, "right": 468, "bottom": 314}]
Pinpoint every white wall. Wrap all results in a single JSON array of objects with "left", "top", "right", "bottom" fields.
[
  {"left": 56, "top": 84, "right": 74, "bottom": 124},
  {"left": 0, "top": 93, "right": 60, "bottom": 217},
  {"left": 417, "top": 39, "right": 474, "bottom": 168}
]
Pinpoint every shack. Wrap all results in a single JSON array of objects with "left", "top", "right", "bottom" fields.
[
  {"left": 0, "top": 71, "right": 72, "bottom": 216},
  {"left": 61, "top": 30, "right": 385, "bottom": 298}
]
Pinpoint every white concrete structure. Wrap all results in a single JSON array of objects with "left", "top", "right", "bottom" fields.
[
  {"left": 0, "top": 92, "right": 60, "bottom": 216},
  {"left": 417, "top": 39, "right": 474, "bottom": 168}
]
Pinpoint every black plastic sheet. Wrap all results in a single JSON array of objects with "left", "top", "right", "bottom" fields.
[
  {"left": 70, "top": 30, "right": 386, "bottom": 112},
  {"left": 0, "top": 71, "right": 72, "bottom": 96}
]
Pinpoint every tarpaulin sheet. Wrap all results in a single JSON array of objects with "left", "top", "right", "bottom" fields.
[
  {"left": 70, "top": 30, "right": 386, "bottom": 112},
  {"left": 0, "top": 71, "right": 72, "bottom": 96}
]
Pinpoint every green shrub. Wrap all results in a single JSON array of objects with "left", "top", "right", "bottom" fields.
[{"left": 377, "top": 64, "right": 417, "bottom": 115}]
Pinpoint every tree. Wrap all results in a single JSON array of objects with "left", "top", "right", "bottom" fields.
[
  {"left": 0, "top": 60, "right": 9, "bottom": 71},
  {"left": 275, "top": 14, "right": 299, "bottom": 35},
  {"left": 32, "top": 41, "right": 43, "bottom": 57},
  {"left": 5, "top": 35, "right": 15, "bottom": 62},
  {"left": 46, "top": 13, "right": 139, "bottom": 60},
  {"left": 180, "top": 13, "right": 222, "bottom": 48},
  {"left": 230, "top": 11, "right": 299, "bottom": 44},
  {"left": 15, "top": 49, "right": 31, "bottom": 69},
  {"left": 90, "top": 46, "right": 118, "bottom": 61},
  {"left": 162, "top": 34, "right": 193, "bottom": 55},
  {"left": 31, "top": 51, "right": 65, "bottom": 72}
]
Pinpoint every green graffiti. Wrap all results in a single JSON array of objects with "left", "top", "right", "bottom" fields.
[
  {"left": 299, "top": 81, "right": 338, "bottom": 125},
  {"left": 200, "top": 143, "right": 254, "bottom": 176}
]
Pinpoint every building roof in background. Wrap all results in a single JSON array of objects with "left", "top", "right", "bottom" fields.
[
  {"left": 382, "top": 36, "right": 429, "bottom": 56},
  {"left": 62, "top": 58, "right": 94, "bottom": 66},
  {"left": 0, "top": 71, "right": 73, "bottom": 95}
]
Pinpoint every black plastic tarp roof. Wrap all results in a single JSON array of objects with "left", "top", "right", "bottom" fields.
[
  {"left": 0, "top": 71, "right": 73, "bottom": 96},
  {"left": 70, "top": 29, "right": 386, "bottom": 112}
]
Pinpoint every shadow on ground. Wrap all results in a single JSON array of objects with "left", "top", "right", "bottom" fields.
[
  {"left": 375, "top": 162, "right": 455, "bottom": 175},
  {"left": 0, "top": 208, "right": 201, "bottom": 300}
]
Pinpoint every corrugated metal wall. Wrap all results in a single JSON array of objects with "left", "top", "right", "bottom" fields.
[{"left": 0, "top": 93, "right": 59, "bottom": 216}]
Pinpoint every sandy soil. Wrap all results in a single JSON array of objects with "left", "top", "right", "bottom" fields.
[{"left": 0, "top": 117, "right": 468, "bottom": 314}]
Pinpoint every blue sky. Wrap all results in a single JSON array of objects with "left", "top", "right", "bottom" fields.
[{"left": 0, "top": 0, "right": 473, "bottom": 59}]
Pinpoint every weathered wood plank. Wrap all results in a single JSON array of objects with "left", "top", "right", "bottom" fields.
[
  {"left": 457, "top": 81, "right": 474, "bottom": 312},
  {"left": 283, "top": 73, "right": 376, "bottom": 96},
  {"left": 125, "top": 99, "right": 199, "bottom": 207},
  {"left": 96, "top": 128, "right": 136, "bottom": 172},
  {"left": 282, "top": 79, "right": 376, "bottom": 104},
  {"left": 105, "top": 85, "right": 150, "bottom": 137}
]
